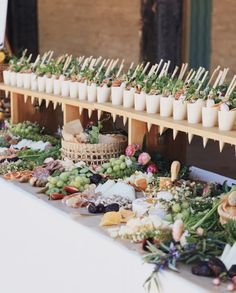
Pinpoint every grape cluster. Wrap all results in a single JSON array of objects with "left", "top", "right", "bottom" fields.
[
  {"left": 165, "top": 201, "right": 190, "bottom": 222},
  {"left": 46, "top": 168, "right": 91, "bottom": 196},
  {"left": 98, "top": 155, "right": 137, "bottom": 179},
  {"left": 9, "top": 121, "right": 41, "bottom": 136}
]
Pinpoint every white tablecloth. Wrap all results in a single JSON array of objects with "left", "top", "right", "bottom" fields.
[{"left": 0, "top": 178, "right": 227, "bottom": 293}]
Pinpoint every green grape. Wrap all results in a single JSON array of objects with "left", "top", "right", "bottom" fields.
[
  {"left": 120, "top": 162, "right": 126, "bottom": 170},
  {"left": 74, "top": 181, "right": 81, "bottom": 189},
  {"left": 115, "top": 159, "right": 122, "bottom": 165},
  {"left": 113, "top": 165, "right": 120, "bottom": 172},
  {"left": 119, "top": 155, "right": 126, "bottom": 161},
  {"left": 165, "top": 214, "right": 173, "bottom": 222},
  {"left": 59, "top": 172, "right": 70, "bottom": 181},
  {"left": 172, "top": 203, "right": 181, "bottom": 213},
  {"left": 181, "top": 201, "right": 190, "bottom": 209},
  {"left": 56, "top": 180, "right": 64, "bottom": 188},
  {"left": 107, "top": 167, "right": 112, "bottom": 174},
  {"left": 102, "top": 163, "right": 110, "bottom": 169}
]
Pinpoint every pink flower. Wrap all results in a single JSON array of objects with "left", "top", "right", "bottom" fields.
[
  {"left": 134, "top": 144, "right": 141, "bottom": 151},
  {"left": 172, "top": 219, "right": 184, "bottom": 242},
  {"left": 125, "top": 145, "right": 136, "bottom": 157},
  {"left": 138, "top": 152, "right": 151, "bottom": 165},
  {"left": 147, "top": 163, "right": 158, "bottom": 173}
]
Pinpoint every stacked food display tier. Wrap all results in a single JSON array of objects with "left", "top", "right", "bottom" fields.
[{"left": 0, "top": 82, "right": 235, "bottom": 151}]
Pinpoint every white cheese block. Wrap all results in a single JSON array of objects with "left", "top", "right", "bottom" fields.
[
  {"left": 102, "top": 182, "right": 135, "bottom": 201},
  {"left": 95, "top": 180, "right": 115, "bottom": 195},
  {"left": 132, "top": 198, "right": 167, "bottom": 219},
  {"left": 156, "top": 191, "right": 173, "bottom": 201}
]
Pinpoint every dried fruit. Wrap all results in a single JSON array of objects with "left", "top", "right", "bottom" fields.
[
  {"left": 192, "top": 261, "right": 215, "bottom": 277},
  {"left": 50, "top": 193, "right": 64, "bottom": 200},
  {"left": 104, "top": 203, "right": 120, "bottom": 213},
  {"left": 208, "top": 257, "right": 227, "bottom": 277},
  {"left": 64, "top": 186, "right": 79, "bottom": 194}
]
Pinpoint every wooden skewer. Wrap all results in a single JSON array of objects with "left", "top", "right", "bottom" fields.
[
  {"left": 105, "top": 59, "right": 114, "bottom": 76},
  {"left": 32, "top": 54, "right": 40, "bottom": 69},
  {"left": 131, "top": 64, "right": 141, "bottom": 78},
  {"left": 155, "top": 59, "right": 163, "bottom": 75},
  {"left": 186, "top": 70, "right": 196, "bottom": 84},
  {"left": 95, "top": 59, "right": 106, "bottom": 78},
  {"left": 116, "top": 59, "right": 125, "bottom": 77},
  {"left": 148, "top": 64, "right": 157, "bottom": 76},
  {"left": 194, "top": 67, "right": 205, "bottom": 84},
  {"left": 228, "top": 80, "right": 236, "bottom": 98},
  {"left": 111, "top": 59, "right": 119, "bottom": 70},
  {"left": 47, "top": 51, "right": 54, "bottom": 63},
  {"left": 171, "top": 65, "right": 179, "bottom": 79},
  {"left": 207, "top": 65, "right": 220, "bottom": 86},
  {"left": 129, "top": 62, "right": 134, "bottom": 70},
  {"left": 219, "top": 68, "right": 229, "bottom": 86},
  {"left": 196, "top": 71, "right": 208, "bottom": 92},
  {"left": 158, "top": 62, "right": 167, "bottom": 78},
  {"left": 184, "top": 69, "right": 193, "bottom": 83},
  {"left": 141, "top": 62, "right": 150, "bottom": 75},
  {"left": 95, "top": 56, "right": 102, "bottom": 66},
  {"left": 104, "top": 59, "right": 110, "bottom": 67},
  {"left": 225, "top": 75, "right": 236, "bottom": 97},
  {"left": 213, "top": 70, "right": 223, "bottom": 89},
  {"left": 178, "top": 63, "right": 185, "bottom": 79},
  {"left": 179, "top": 63, "right": 188, "bottom": 80},
  {"left": 164, "top": 60, "right": 171, "bottom": 76}
]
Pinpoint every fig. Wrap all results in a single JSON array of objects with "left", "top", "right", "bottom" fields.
[
  {"left": 90, "top": 174, "right": 103, "bottom": 185},
  {"left": 88, "top": 203, "right": 105, "bottom": 214},
  {"left": 228, "top": 265, "right": 236, "bottom": 278},
  {"left": 104, "top": 203, "right": 120, "bottom": 213},
  {"left": 192, "top": 261, "right": 215, "bottom": 277},
  {"left": 208, "top": 257, "right": 227, "bottom": 276}
]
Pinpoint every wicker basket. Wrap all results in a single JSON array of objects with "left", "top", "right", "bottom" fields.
[
  {"left": 61, "top": 135, "right": 127, "bottom": 165},
  {"left": 218, "top": 199, "right": 236, "bottom": 224}
]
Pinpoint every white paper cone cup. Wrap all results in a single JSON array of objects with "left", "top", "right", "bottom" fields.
[
  {"left": 202, "top": 107, "right": 218, "bottom": 127},
  {"left": 16, "top": 73, "right": 24, "bottom": 88},
  {"left": 160, "top": 96, "right": 174, "bottom": 117},
  {"left": 3, "top": 70, "right": 10, "bottom": 85},
  {"left": 61, "top": 80, "right": 70, "bottom": 97},
  {"left": 53, "top": 79, "right": 61, "bottom": 95},
  {"left": 123, "top": 89, "right": 135, "bottom": 108},
  {"left": 218, "top": 110, "right": 236, "bottom": 131},
  {"left": 134, "top": 92, "right": 146, "bottom": 111},
  {"left": 146, "top": 94, "right": 160, "bottom": 114},
  {"left": 37, "top": 76, "right": 46, "bottom": 92},
  {"left": 45, "top": 77, "right": 54, "bottom": 94},
  {"left": 31, "top": 73, "right": 38, "bottom": 91},
  {"left": 59, "top": 75, "right": 65, "bottom": 81},
  {"left": 78, "top": 82, "right": 87, "bottom": 100},
  {"left": 23, "top": 73, "right": 31, "bottom": 89},
  {"left": 111, "top": 86, "right": 123, "bottom": 105},
  {"left": 10, "top": 72, "right": 17, "bottom": 86},
  {"left": 97, "top": 85, "right": 111, "bottom": 103},
  {"left": 87, "top": 83, "right": 97, "bottom": 102},
  {"left": 187, "top": 99, "right": 205, "bottom": 124},
  {"left": 173, "top": 99, "right": 187, "bottom": 120},
  {"left": 69, "top": 81, "right": 78, "bottom": 98}
]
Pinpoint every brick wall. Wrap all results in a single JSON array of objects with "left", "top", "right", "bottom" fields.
[
  {"left": 211, "top": 0, "right": 236, "bottom": 77},
  {"left": 38, "top": 0, "right": 140, "bottom": 64}
]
